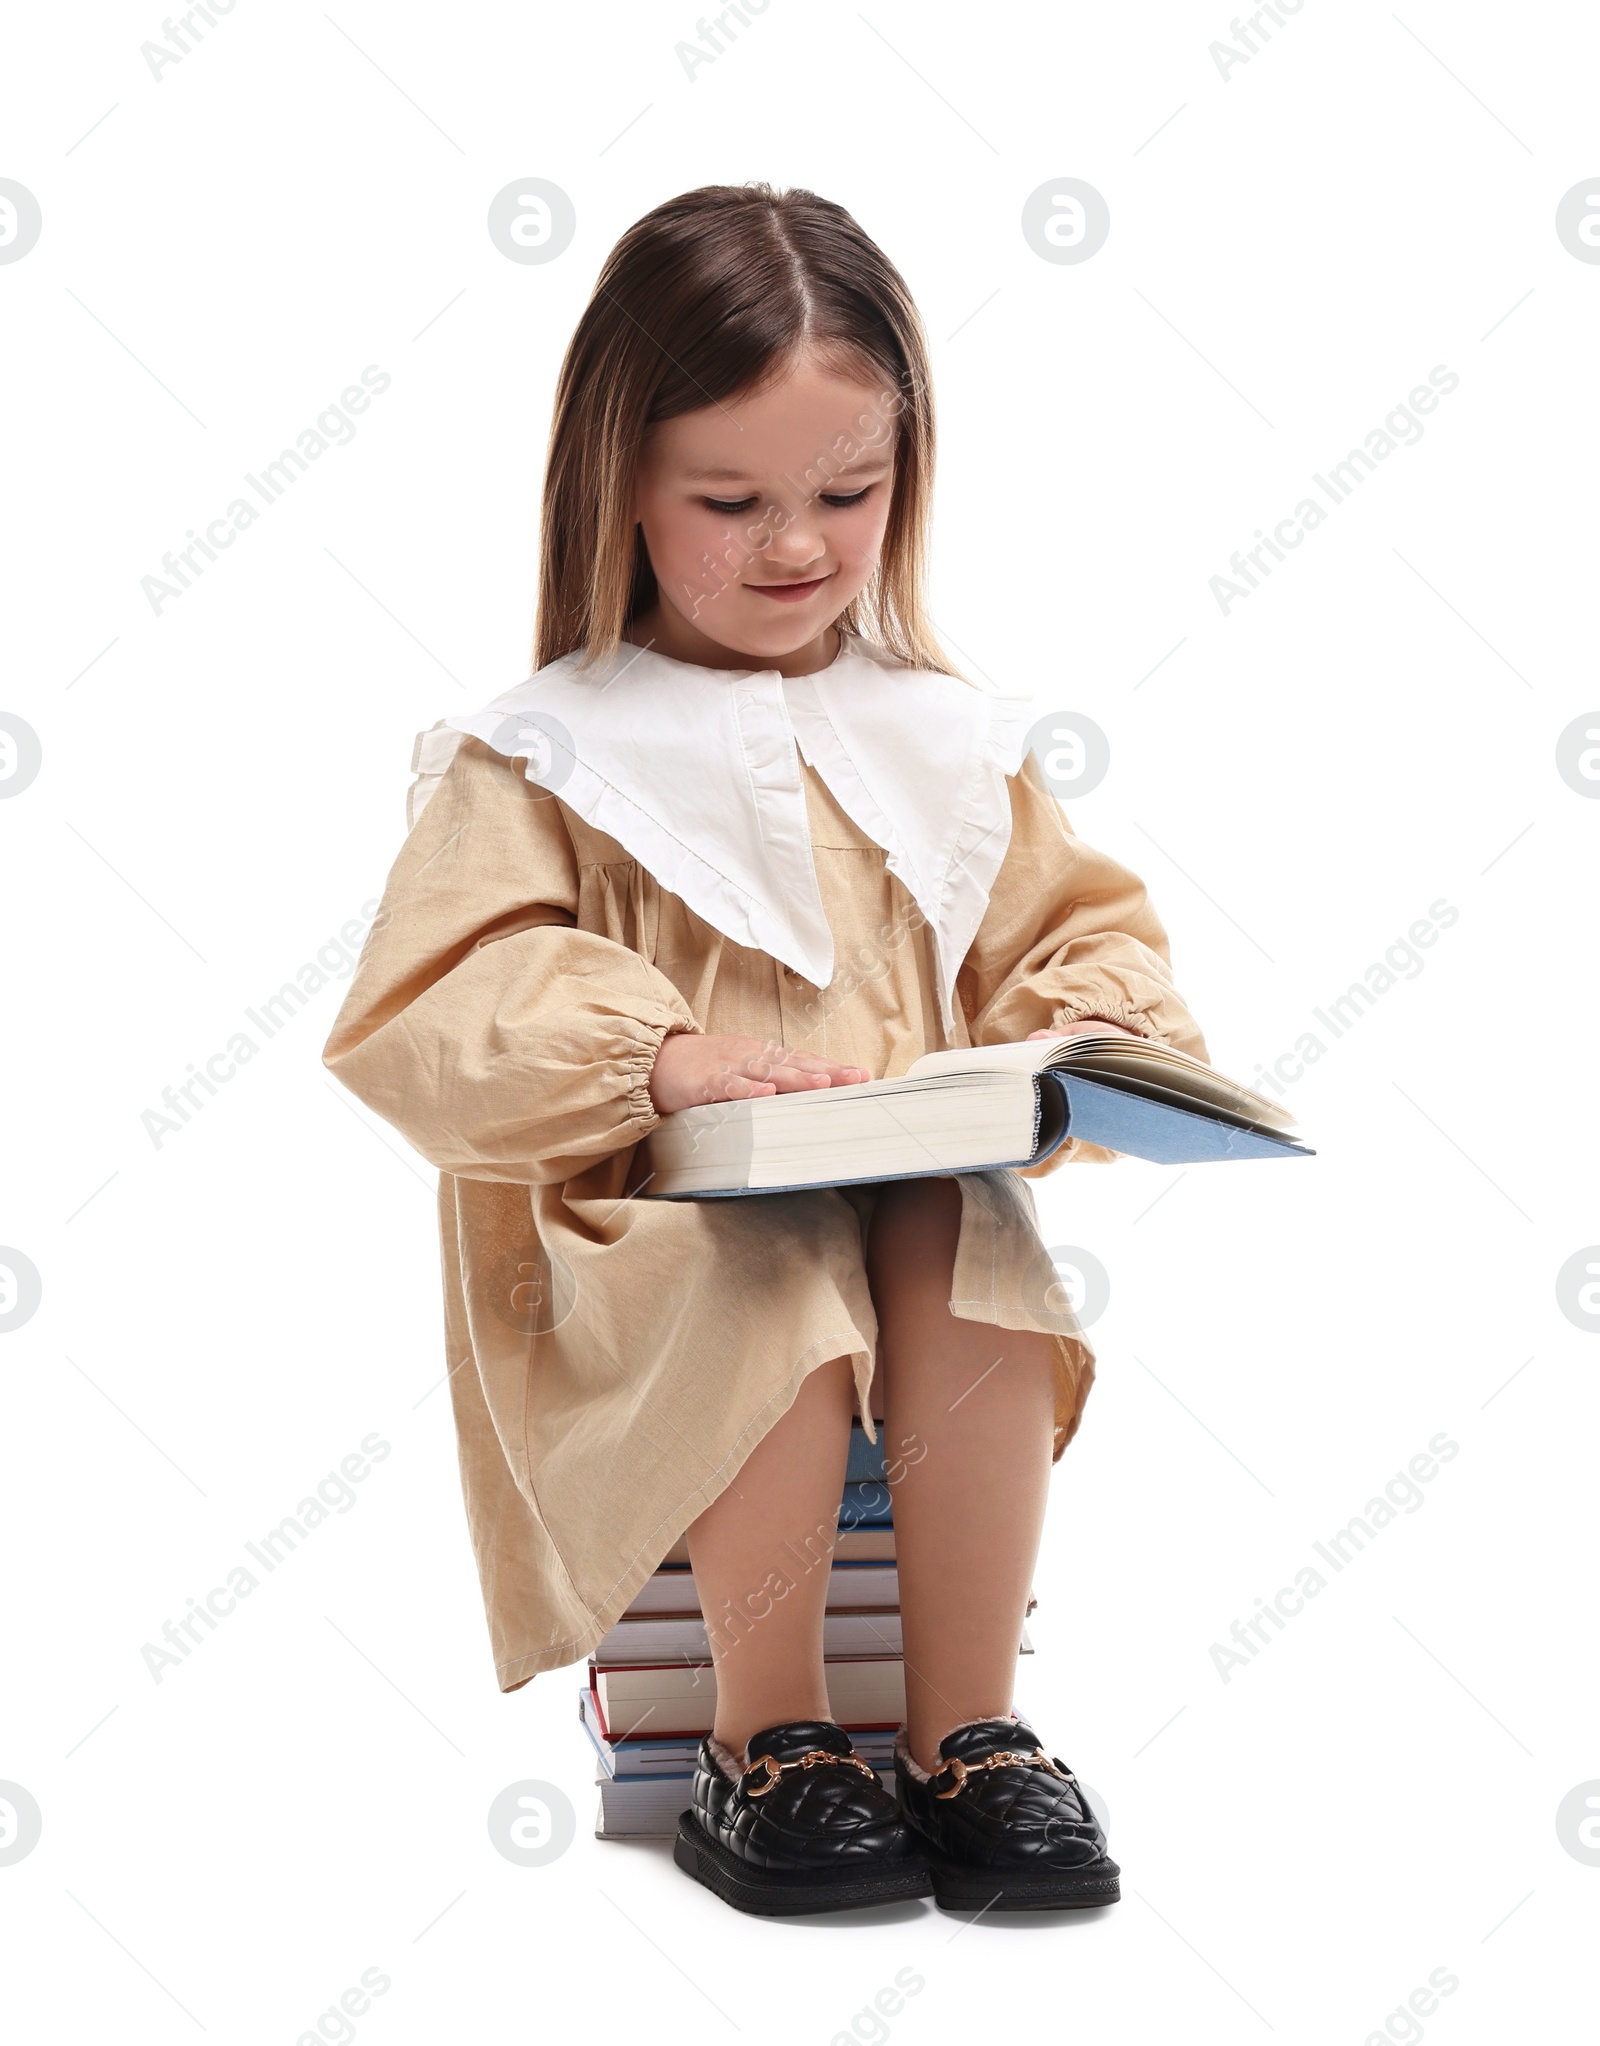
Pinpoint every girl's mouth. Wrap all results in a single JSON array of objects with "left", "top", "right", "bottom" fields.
[{"left": 747, "top": 573, "right": 831, "bottom": 603}]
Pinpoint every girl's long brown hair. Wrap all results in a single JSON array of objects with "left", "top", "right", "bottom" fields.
[{"left": 535, "top": 182, "right": 955, "bottom": 677}]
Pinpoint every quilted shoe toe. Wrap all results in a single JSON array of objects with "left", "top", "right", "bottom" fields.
[
  {"left": 674, "top": 1719, "right": 931, "bottom": 1916},
  {"left": 895, "top": 1716, "right": 1121, "bottom": 1912}
]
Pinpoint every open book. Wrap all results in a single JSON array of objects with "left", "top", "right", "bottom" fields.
[{"left": 638, "top": 1034, "right": 1313, "bottom": 1199}]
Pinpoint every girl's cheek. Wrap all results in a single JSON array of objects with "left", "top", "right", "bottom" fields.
[
  {"left": 659, "top": 515, "right": 727, "bottom": 576},
  {"left": 837, "top": 512, "right": 888, "bottom": 568}
]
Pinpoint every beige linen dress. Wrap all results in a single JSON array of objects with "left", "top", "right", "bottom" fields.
[{"left": 322, "top": 684, "right": 1206, "bottom": 1693}]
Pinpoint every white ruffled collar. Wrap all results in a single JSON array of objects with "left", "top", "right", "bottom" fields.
[{"left": 411, "top": 629, "right": 1033, "bottom": 1032}]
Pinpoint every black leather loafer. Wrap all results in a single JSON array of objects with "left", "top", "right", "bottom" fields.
[
  {"left": 895, "top": 1716, "right": 1121, "bottom": 1912},
  {"left": 674, "top": 1719, "right": 932, "bottom": 1915}
]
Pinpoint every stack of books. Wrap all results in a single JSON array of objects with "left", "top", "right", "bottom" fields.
[{"left": 584, "top": 1419, "right": 1034, "bottom": 1835}]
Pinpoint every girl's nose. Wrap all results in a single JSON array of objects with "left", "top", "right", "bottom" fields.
[{"left": 761, "top": 512, "right": 828, "bottom": 572}]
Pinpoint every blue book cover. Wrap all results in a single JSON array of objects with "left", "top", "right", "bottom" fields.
[
  {"left": 1052, "top": 1074, "right": 1310, "bottom": 1165},
  {"left": 846, "top": 1419, "right": 887, "bottom": 1484},
  {"left": 839, "top": 1478, "right": 893, "bottom": 1530}
]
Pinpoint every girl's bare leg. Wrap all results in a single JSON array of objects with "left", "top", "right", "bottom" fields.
[
  {"left": 684, "top": 1353, "right": 855, "bottom": 1758},
  {"left": 865, "top": 1176, "right": 1057, "bottom": 1775}
]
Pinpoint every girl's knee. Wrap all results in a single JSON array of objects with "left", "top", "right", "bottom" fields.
[
  {"left": 873, "top": 1174, "right": 961, "bottom": 1234},
  {"left": 866, "top": 1175, "right": 962, "bottom": 1284}
]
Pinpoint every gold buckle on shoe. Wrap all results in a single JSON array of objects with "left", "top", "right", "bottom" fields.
[
  {"left": 933, "top": 1747, "right": 1075, "bottom": 1799},
  {"left": 743, "top": 1749, "right": 878, "bottom": 1797}
]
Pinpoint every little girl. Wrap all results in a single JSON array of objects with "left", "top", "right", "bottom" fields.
[{"left": 324, "top": 182, "right": 1207, "bottom": 1918}]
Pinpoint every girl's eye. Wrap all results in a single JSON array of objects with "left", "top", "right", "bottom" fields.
[{"left": 701, "top": 488, "right": 873, "bottom": 515}]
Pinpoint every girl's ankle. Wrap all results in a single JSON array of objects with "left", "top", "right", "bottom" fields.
[{"left": 710, "top": 1709, "right": 838, "bottom": 1772}]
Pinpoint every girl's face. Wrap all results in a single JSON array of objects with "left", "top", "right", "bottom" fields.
[{"left": 631, "top": 352, "right": 898, "bottom": 673}]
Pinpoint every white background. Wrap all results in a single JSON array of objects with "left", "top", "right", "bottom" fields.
[{"left": 3, "top": 1, "right": 1597, "bottom": 2040}]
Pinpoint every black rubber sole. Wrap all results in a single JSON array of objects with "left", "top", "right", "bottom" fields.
[
  {"left": 928, "top": 1855, "right": 1121, "bottom": 1913},
  {"left": 673, "top": 1813, "right": 934, "bottom": 1916}
]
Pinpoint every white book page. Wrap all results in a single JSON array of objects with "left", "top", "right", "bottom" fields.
[
  {"left": 907, "top": 1033, "right": 1294, "bottom": 1128},
  {"left": 906, "top": 1040, "right": 1055, "bottom": 1079}
]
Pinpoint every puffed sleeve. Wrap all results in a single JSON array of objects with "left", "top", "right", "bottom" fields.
[
  {"left": 957, "top": 754, "right": 1208, "bottom": 1167},
  {"left": 322, "top": 735, "right": 699, "bottom": 1185}
]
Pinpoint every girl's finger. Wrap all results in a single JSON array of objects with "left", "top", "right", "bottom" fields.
[
  {"left": 756, "top": 1050, "right": 871, "bottom": 1087},
  {"left": 718, "top": 1073, "right": 779, "bottom": 1100},
  {"left": 737, "top": 1047, "right": 815, "bottom": 1086},
  {"left": 808, "top": 1060, "right": 871, "bottom": 1084},
  {"left": 764, "top": 1063, "right": 839, "bottom": 1093}
]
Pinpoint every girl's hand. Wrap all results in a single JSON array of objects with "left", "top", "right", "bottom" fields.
[
  {"left": 649, "top": 1032, "right": 871, "bottom": 1114},
  {"left": 1027, "top": 1020, "right": 1138, "bottom": 1041}
]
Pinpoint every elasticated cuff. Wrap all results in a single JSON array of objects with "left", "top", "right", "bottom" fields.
[
  {"left": 1048, "top": 993, "right": 1164, "bottom": 1042},
  {"left": 621, "top": 1015, "right": 701, "bottom": 1133}
]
